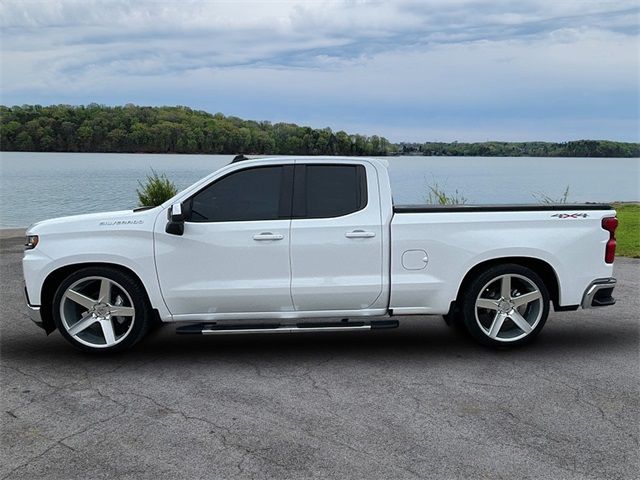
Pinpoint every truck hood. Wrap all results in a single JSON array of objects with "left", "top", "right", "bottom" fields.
[{"left": 26, "top": 207, "right": 161, "bottom": 235}]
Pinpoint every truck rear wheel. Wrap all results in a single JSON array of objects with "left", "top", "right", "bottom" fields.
[
  {"left": 52, "top": 266, "right": 153, "bottom": 353},
  {"left": 461, "top": 264, "right": 550, "bottom": 347}
]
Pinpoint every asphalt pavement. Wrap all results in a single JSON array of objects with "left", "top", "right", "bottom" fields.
[{"left": 1, "top": 232, "right": 638, "bottom": 479}]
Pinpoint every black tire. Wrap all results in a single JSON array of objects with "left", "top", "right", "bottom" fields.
[
  {"left": 52, "top": 266, "right": 153, "bottom": 353},
  {"left": 461, "top": 264, "right": 550, "bottom": 348}
]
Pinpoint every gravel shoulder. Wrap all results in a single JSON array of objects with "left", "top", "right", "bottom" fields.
[{"left": 1, "top": 232, "right": 638, "bottom": 479}]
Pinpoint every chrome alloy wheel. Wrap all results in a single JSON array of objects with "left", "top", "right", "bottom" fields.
[
  {"left": 60, "top": 276, "right": 136, "bottom": 348},
  {"left": 474, "top": 273, "right": 543, "bottom": 342}
]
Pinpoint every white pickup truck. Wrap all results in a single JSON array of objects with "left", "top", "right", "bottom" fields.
[{"left": 23, "top": 157, "right": 618, "bottom": 352}]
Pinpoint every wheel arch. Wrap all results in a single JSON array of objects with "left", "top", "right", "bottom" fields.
[
  {"left": 40, "top": 262, "right": 157, "bottom": 334},
  {"left": 452, "top": 256, "right": 561, "bottom": 314}
]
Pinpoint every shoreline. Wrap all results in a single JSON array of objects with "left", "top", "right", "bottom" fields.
[
  {"left": 2, "top": 151, "right": 640, "bottom": 159},
  {"left": 0, "top": 228, "right": 26, "bottom": 239}
]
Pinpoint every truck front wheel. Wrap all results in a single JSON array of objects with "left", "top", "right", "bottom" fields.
[
  {"left": 461, "top": 264, "right": 550, "bottom": 348},
  {"left": 52, "top": 266, "right": 153, "bottom": 353}
]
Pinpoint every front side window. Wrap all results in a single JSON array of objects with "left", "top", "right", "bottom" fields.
[{"left": 188, "top": 166, "right": 284, "bottom": 222}]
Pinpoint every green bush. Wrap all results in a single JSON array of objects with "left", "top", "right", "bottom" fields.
[{"left": 136, "top": 169, "right": 177, "bottom": 206}]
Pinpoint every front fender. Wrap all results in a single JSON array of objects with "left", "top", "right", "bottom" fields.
[{"left": 23, "top": 228, "right": 170, "bottom": 320}]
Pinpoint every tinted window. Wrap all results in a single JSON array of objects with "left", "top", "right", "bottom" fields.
[
  {"left": 189, "top": 166, "right": 284, "bottom": 222},
  {"left": 303, "top": 165, "right": 367, "bottom": 218}
]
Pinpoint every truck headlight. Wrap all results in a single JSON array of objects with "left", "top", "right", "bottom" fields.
[{"left": 25, "top": 235, "right": 39, "bottom": 250}]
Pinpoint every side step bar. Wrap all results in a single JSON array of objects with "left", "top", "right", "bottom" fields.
[{"left": 176, "top": 319, "right": 399, "bottom": 335}]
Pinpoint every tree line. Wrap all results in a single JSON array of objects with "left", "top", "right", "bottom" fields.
[
  {"left": 0, "top": 104, "right": 393, "bottom": 156},
  {"left": 1, "top": 104, "right": 638, "bottom": 157},
  {"left": 397, "top": 140, "right": 640, "bottom": 158}
]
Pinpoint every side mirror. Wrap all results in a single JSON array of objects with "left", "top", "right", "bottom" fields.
[{"left": 166, "top": 203, "right": 185, "bottom": 236}]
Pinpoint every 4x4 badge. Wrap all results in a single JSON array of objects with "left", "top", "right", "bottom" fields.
[{"left": 551, "top": 213, "right": 589, "bottom": 219}]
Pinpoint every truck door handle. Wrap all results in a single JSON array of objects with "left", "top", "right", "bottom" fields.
[
  {"left": 345, "top": 230, "right": 376, "bottom": 238},
  {"left": 253, "top": 232, "right": 284, "bottom": 241}
]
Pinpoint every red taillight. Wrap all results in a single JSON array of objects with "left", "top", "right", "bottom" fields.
[
  {"left": 602, "top": 217, "right": 618, "bottom": 232},
  {"left": 602, "top": 217, "right": 618, "bottom": 264}
]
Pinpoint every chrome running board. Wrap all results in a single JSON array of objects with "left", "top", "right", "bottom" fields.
[{"left": 176, "top": 320, "right": 398, "bottom": 335}]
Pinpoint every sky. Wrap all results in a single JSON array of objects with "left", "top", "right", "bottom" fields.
[{"left": 1, "top": 0, "right": 639, "bottom": 142}]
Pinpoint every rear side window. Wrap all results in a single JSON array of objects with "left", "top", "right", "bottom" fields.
[
  {"left": 188, "top": 166, "right": 285, "bottom": 222},
  {"left": 295, "top": 164, "right": 367, "bottom": 218}
]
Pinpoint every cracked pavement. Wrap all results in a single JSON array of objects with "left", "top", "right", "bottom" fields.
[{"left": 1, "top": 233, "right": 638, "bottom": 479}]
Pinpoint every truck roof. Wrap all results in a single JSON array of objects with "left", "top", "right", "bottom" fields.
[{"left": 235, "top": 156, "right": 390, "bottom": 168}]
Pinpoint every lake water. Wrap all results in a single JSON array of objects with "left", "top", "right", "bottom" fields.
[{"left": 0, "top": 152, "right": 638, "bottom": 228}]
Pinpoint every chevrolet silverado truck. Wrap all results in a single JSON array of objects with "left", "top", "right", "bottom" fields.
[{"left": 23, "top": 157, "right": 618, "bottom": 352}]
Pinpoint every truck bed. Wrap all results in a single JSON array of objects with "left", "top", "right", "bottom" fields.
[
  {"left": 393, "top": 204, "right": 613, "bottom": 213},
  {"left": 389, "top": 203, "right": 616, "bottom": 314}
]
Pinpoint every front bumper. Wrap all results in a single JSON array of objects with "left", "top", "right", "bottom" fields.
[
  {"left": 581, "top": 278, "right": 616, "bottom": 309},
  {"left": 24, "top": 286, "right": 44, "bottom": 328}
]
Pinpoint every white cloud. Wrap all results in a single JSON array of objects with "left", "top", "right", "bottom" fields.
[{"left": 1, "top": 0, "right": 638, "bottom": 141}]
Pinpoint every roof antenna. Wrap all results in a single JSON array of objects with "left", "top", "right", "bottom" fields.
[{"left": 232, "top": 154, "right": 249, "bottom": 163}]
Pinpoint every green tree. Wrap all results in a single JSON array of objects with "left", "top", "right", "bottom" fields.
[{"left": 15, "top": 131, "right": 34, "bottom": 150}]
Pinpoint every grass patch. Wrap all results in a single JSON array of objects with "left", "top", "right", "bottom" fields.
[
  {"left": 426, "top": 182, "right": 468, "bottom": 205},
  {"left": 613, "top": 203, "right": 640, "bottom": 258},
  {"left": 532, "top": 185, "right": 570, "bottom": 204}
]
